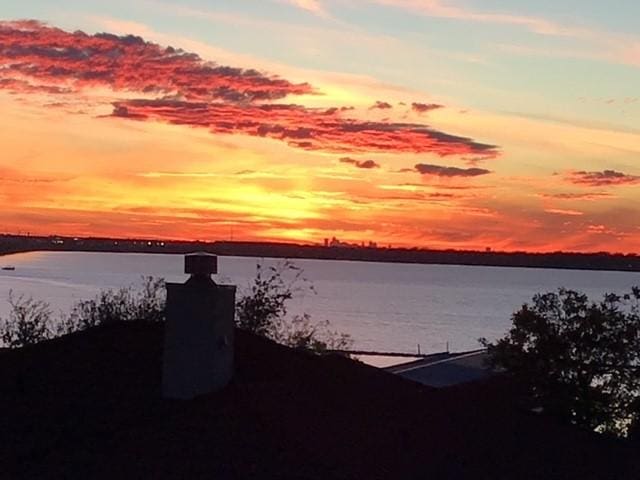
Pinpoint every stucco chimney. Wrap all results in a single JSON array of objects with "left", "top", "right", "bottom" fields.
[{"left": 162, "top": 252, "right": 235, "bottom": 399}]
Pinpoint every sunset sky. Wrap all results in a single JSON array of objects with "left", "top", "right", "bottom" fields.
[{"left": 1, "top": 1, "right": 639, "bottom": 252}]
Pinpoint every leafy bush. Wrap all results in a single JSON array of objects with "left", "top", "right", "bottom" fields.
[
  {"left": 481, "top": 287, "right": 640, "bottom": 437},
  {"left": 236, "top": 260, "right": 353, "bottom": 353},
  {"left": 61, "top": 276, "right": 165, "bottom": 334},
  {"left": 0, "top": 291, "right": 53, "bottom": 348}
]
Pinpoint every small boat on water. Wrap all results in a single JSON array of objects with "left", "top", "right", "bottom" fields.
[{"left": 1, "top": 266, "right": 15, "bottom": 271}]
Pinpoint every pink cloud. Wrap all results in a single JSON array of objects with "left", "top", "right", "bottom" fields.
[
  {"left": 280, "top": 0, "right": 329, "bottom": 17},
  {"left": 373, "top": 0, "right": 589, "bottom": 37},
  {"left": 0, "top": 20, "right": 499, "bottom": 158},
  {"left": 0, "top": 20, "right": 312, "bottom": 102},
  {"left": 113, "top": 99, "right": 498, "bottom": 155}
]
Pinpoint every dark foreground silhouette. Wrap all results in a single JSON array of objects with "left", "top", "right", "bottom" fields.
[{"left": 1, "top": 322, "right": 638, "bottom": 479}]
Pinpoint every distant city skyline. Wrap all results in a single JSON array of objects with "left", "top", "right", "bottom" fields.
[{"left": 1, "top": 1, "right": 639, "bottom": 252}]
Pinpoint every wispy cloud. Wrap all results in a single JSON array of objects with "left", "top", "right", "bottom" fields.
[
  {"left": 544, "top": 208, "right": 584, "bottom": 216},
  {"left": 371, "top": 0, "right": 589, "bottom": 37},
  {"left": 285, "top": 0, "right": 589, "bottom": 37},
  {"left": 414, "top": 163, "right": 491, "bottom": 177},
  {"left": 334, "top": 0, "right": 640, "bottom": 67},
  {"left": 538, "top": 192, "right": 614, "bottom": 201},
  {"left": 411, "top": 102, "right": 444, "bottom": 114},
  {"left": 339, "top": 157, "right": 380, "bottom": 169},
  {"left": 566, "top": 170, "right": 640, "bottom": 187},
  {"left": 279, "top": 0, "right": 329, "bottom": 18}
]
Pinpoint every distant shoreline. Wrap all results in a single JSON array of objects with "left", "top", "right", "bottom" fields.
[
  {"left": 0, "top": 249, "right": 32, "bottom": 258},
  {"left": 1, "top": 234, "right": 639, "bottom": 273}
]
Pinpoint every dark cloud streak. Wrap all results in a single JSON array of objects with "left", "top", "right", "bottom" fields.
[
  {"left": 566, "top": 170, "right": 640, "bottom": 187},
  {"left": 539, "top": 191, "right": 613, "bottom": 200},
  {"left": 411, "top": 102, "right": 443, "bottom": 113},
  {"left": 370, "top": 100, "right": 393, "bottom": 110},
  {"left": 415, "top": 163, "right": 491, "bottom": 177},
  {"left": 339, "top": 157, "right": 380, "bottom": 169}
]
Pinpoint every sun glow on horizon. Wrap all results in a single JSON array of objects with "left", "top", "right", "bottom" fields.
[{"left": 0, "top": 11, "right": 638, "bottom": 253}]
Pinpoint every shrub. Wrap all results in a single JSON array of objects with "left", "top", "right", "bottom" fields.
[
  {"left": 0, "top": 291, "right": 53, "bottom": 348},
  {"left": 61, "top": 276, "right": 166, "bottom": 334},
  {"left": 272, "top": 313, "right": 354, "bottom": 353}
]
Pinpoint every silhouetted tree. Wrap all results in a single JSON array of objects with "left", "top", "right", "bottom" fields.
[
  {"left": 481, "top": 287, "right": 640, "bottom": 437},
  {"left": 235, "top": 261, "right": 299, "bottom": 337},
  {"left": 236, "top": 260, "right": 353, "bottom": 353}
]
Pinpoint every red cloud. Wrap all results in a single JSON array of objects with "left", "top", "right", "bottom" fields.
[
  {"left": 414, "top": 163, "right": 491, "bottom": 177},
  {"left": 0, "top": 20, "right": 311, "bottom": 102},
  {"left": 113, "top": 99, "right": 498, "bottom": 155},
  {"left": 566, "top": 170, "right": 640, "bottom": 187},
  {"left": 0, "top": 20, "right": 500, "bottom": 158},
  {"left": 0, "top": 77, "right": 72, "bottom": 94}
]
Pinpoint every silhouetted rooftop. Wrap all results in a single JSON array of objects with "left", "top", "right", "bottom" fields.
[
  {"left": 1, "top": 322, "right": 637, "bottom": 479},
  {"left": 388, "top": 350, "right": 493, "bottom": 388}
]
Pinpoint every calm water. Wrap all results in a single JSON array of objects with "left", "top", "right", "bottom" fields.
[{"left": 1, "top": 251, "right": 639, "bottom": 354}]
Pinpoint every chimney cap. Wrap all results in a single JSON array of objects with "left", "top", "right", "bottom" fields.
[{"left": 185, "top": 252, "right": 218, "bottom": 276}]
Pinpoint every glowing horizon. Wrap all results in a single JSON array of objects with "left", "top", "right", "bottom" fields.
[{"left": 1, "top": 2, "right": 639, "bottom": 253}]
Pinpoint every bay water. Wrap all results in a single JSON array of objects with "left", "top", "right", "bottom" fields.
[{"left": 1, "top": 251, "right": 639, "bottom": 354}]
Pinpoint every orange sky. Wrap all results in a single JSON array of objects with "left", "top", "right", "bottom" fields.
[{"left": 1, "top": 19, "right": 639, "bottom": 253}]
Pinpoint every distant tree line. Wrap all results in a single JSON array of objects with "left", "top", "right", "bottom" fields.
[{"left": 2, "top": 234, "right": 639, "bottom": 272}]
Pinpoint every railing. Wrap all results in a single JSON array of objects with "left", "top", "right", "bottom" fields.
[{"left": 325, "top": 349, "right": 436, "bottom": 358}]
